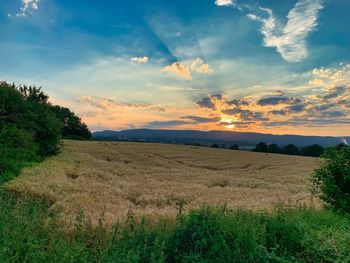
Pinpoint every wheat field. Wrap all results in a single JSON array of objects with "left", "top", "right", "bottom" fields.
[{"left": 5, "top": 140, "right": 320, "bottom": 225}]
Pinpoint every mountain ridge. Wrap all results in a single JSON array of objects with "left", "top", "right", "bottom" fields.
[{"left": 92, "top": 129, "right": 349, "bottom": 147}]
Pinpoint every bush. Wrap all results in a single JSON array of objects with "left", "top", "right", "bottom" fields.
[
  {"left": 312, "top": 146, "right": 350, "bottom": 214},
  {"left": 0, "top": 81, "right": 91, "bottom": 182},
  {"left": 1, "top": 193, "right": 350, "bottom": 263}
]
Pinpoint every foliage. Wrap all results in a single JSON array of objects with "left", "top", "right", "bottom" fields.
[
  {"left": 51, "top": 106, "right": 91, "bottom": 140},
  {"left": 254, "top": 142, "right": 268, "bottom": 153},
  {"left": 282, "top": 144, "right": 300, "bottom": 155},
  {"left": 268, "top": 143, "right": 281, "bottom": 154},
  {"left": 0, "top": 81, "right": 91, "bottom": 182},
  {"left": 254, "top": 142, "right": 325, "bottom": 157},
  {"left": 1, "top": 193, "right": 350, "bottom": 263},
  {"left": 302, "top": 144, "right": 324, "bottom": 157},
  {"left": 312, "top": 146, "right": 350, "bottom": 214}
]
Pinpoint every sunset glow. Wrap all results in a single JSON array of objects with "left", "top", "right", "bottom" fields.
[{"left": 1, "top": 0, "right": 350, "bottom": 136}]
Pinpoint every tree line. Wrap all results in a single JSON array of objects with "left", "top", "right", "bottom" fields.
[
  {"left": 0, "top": 81, "right": 91, "bottom": 182},
  {"left": 253, "top": 142, "right": 327, "bottom": 157}
]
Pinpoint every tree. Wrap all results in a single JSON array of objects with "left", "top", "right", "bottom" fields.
[
  {"left": 282, "top": 144, "right": 299, "bottom": 155},
  {"left": 51, "top": 106, "right": 91, "bottom": 140},
  {"left": 254, "top": 142, "right": 268, "bottom": 153},
  {"left": 268, "top": 144, "right": 281, "bottom": 154},
  {"left": 18, "top": 85, "right": 49, "bottom": 104},
  {"left": 312, "top": 146, "right": 350, "bottom": 213},
  {"left": 0, "top": 82, "right": 62, "bottom": 156},
  {"left": 230, "top": 144, "right": 239, "bottom": 150},
  {"left": 210, "top": 143, "right": 220, "bottom": 148},
  {"left": 301, "top": 144, "right": 324, "bottom": 157}
]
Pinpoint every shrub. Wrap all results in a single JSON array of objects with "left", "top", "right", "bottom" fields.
[{"left": 312, "top": 146, "right": 350, "bottom": 214}]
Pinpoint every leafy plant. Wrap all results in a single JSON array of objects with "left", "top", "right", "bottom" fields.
[{"left": 312, "top": 146, "right": 350, "bottom": 214}]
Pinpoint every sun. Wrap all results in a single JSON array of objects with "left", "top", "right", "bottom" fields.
[{"left": 220, "top": 116, "right": 239, "bottom": 129}]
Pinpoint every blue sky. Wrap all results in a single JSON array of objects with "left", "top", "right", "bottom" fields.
[{"left": 1, "top": 0, "right": 350, "bottom": 136}]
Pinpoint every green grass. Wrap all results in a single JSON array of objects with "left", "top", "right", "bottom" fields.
[{"left": 1, "top": 189, "right": 350, "bottom": 263}]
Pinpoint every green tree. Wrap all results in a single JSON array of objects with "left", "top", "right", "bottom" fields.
[
  {"left": 268, "top": 144, "right": 281, "bottom": 154},
  {"left": 282, "top": 144, "right": 299, "bottom": 155},
  {"left": 254, "top": 142, "right": 268, "bottom": 153},
  {"left": 51, "top": 106, "right": 91, "bottom": 140},
  {"left": 312, "top": 146, "right": 350, "bottom": 214},
  {"left": 301, "top": 144, "right": 324, "bottom": 157}
]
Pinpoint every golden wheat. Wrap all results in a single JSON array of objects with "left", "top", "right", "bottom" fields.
[{"left": 5, "top": 140, "right": 320, "bottom": 225}]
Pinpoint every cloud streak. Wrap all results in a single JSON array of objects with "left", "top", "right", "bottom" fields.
[{"left": 248, "top": 0, "right": 324, "bottom": 62}]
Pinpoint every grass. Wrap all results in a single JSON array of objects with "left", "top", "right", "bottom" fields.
[
  {"left": 1, "top": 189, "right": 350, "bottom": 262},
  {"left": 1, "top": 140, "right": 350, "bottom": 262},
  {"left": 5, "top": 140, "right": 320, "bottom": 226}
]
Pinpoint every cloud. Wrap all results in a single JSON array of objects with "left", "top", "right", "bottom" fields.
[
  {"left": 79, "top": 96, "right": 165, "bottom": 112},
  {"left": 196, "top": 97, "right": 216, "bottom": 110},
  {"left": 226, "top": 99, "right": 249, "bottom": 107},
  {"left": 145, "top": 120, "right": 191, "bottom": 129},
  {"left": 247, "top": 0, "right": 324, "bottom": 62},
  {"left": 163, "top": 62, "right": 192, "bottom": 80},
  {"left": 286, "top": 103, "right": 309, "bottom": 112},
  {"left": 191, "top": 58, "right": 213, "bottom": 74},
  {"left": 11, "top": 0, "right": 40, "bottom": 17},
  {"left": 320, "top": 85, "right": 348, "bottom": 101},
  {"left": 195, "top": 94, "right": 224, "bottom": 110},
  {"left": 131, "top": 56, "right": 149, "bottom": 63},
  {"left": 222, "top": 108, "right": 269, "bottom": 121},
  {"left": 270, "top": 110, "right": 287, "bottom": 116},
  {"left": 162, "top": 58, "right": 212, "bottom": 80},
  {"left": 182, "top": 116, "right": 221, "bottom": 123},
  {"left": 257, "top": 97, "right": 301, "bottom": 106},
  {"left": 215, "top": 0, "right": 235, "bottom": 7}
]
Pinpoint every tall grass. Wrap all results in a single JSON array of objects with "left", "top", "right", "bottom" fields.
[{"left": 1, "top": 190, "right": 350, "bottom": 263}]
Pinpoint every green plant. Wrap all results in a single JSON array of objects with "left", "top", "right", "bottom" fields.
[{"left": 312, "top": 146, "right": 350, "bottom": 214}]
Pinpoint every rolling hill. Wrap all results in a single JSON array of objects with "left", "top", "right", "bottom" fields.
[{"left": 93, "top": 129, "right": 349, "bottom": 147}]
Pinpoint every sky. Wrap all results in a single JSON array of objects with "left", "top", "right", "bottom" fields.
[{"left": 0, "top": 0, "right": 350, "bottom": 136}]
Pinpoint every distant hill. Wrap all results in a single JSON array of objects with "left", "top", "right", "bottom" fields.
[{"left": 92, "top": 129, "right": 349, "bottom": 148}]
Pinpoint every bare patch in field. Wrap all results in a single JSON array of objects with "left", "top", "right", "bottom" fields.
[{"left": 5, "top": 140, "right": 320, "bottom": 226}]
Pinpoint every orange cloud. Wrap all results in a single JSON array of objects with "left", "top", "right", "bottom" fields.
[{"left": 162, "top": 58, "right": 212, "bottom": 80}]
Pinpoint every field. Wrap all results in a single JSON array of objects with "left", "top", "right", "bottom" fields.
[{"left": 5, "top": 140, "right": 320, "bottom": 225}]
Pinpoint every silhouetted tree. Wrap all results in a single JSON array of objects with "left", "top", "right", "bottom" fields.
[
  {"left": 268, "top": 144, "right": 281, "bottom": 154},
  {"left": 282, "top": 144, "right": 300, "bottom": 155},
  {"left": 51, "top": 106, "right": 91, "bottom": 140},
  {"left": 230, "top": 144, "right": 239, "bottom": 150},
  {"left": 18, "top": 85, "right": 49, "bottom": 104},
  {"left": 210, "top": 143, "right": 220, "bottom": 148},
  {"left": 301, "top": 144, "right": 324, "bottom": 157},
  {"left": 254, "top": 142, "right": 268, "bottom": 153}
]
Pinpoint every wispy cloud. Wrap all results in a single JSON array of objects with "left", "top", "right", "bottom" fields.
[
  {"left": 247, "top": 0, "right": 324, "bottom": 62},
  {"left": 9, "top": 0, "right": 40, "bottom": 17},
  {"left": 131, "top": 56, "right": 149, "bottom": 63}
]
